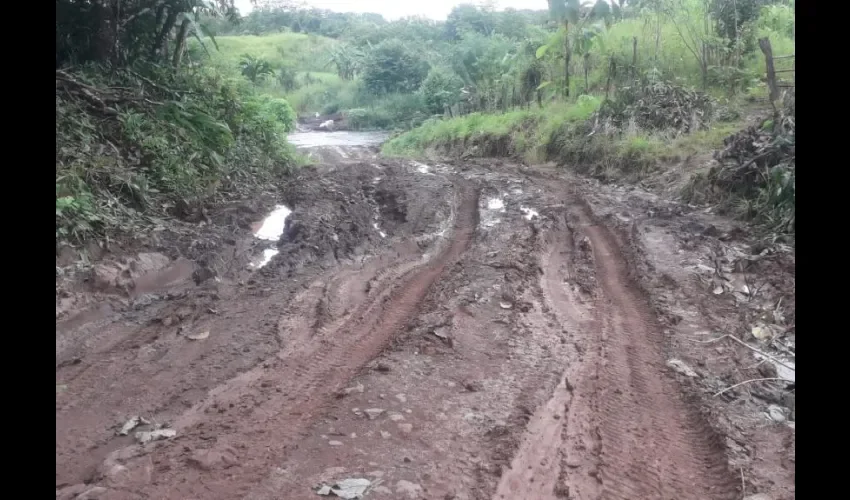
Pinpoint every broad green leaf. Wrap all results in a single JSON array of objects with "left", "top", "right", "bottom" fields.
[
  {"left": 536, "top": 45, "right": 549, "bottom": 59},
  {"left": 537, "top": 81, "right": 553, "bottom": 90}
]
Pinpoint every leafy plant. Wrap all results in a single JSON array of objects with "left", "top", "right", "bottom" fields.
[
  {"left": 240, "top": 54, "right": 276, "bottom": 84},
  {"left": 361, "top": 39, "right": 430, "bottom": 94},
  {"left": 420, "top": 68, "right": 465, "bottom": 114}
]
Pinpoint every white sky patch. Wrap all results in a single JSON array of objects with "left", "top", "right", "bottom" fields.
[{"left": 235, "top": 0, "right": 548, "bottom": 21}]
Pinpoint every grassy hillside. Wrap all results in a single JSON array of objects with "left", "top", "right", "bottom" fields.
[{"left": 210, "top": 33, "right": 337, "bottom": 72}]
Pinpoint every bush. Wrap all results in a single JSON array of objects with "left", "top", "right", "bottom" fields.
[
  {"left": 420, "top": 67, "right": 465, "bottom": 114},
  {"left": 278, "top": 64, "right": 299, "bottom": 91},
  {"left": 361, "top": 39, "right": 430, "bottom": 94}
]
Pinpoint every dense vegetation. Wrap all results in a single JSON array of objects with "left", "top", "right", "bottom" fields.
[
  {"left": 56, "top": 1, "right": 300, "bottom": 245},
  {"left": 56, "top": 0, "right": 795, "bottom": 246}
]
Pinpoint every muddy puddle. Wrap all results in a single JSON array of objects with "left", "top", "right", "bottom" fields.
[
  {"left": 249, "top": 205, "right": 292, "bottom": 269},
  {"left": 287, "top": 131, "right": 389, "bottom": 148}
]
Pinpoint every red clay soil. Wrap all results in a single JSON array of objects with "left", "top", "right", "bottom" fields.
[{"left": 56, "top": 155, "right": 795, "bottom": 500}]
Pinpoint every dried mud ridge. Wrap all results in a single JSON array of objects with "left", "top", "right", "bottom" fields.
[{"left": 57, "top": 157, "right": 791, "bottom": 500}]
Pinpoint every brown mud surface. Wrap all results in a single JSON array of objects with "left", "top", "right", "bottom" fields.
[{"left": 57, "top": 147, "right": 794, "bottom": 500}]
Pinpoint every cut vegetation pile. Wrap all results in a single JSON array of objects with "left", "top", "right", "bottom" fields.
[
  {"left": 685, "top": 90, "right": 795, "bottom": 234},
  {"left": 592, "top": 79, "right": 715, "bottom": 135}
]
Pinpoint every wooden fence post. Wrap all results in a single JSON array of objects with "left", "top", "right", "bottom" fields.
[
  {"left": 631, "top": 37, "right": 638, "bottom": 78},
  {"left": 758, "top": 37, "right": 779, "bottom": 111},
  {"left": 605, "top": 57, "right": 616, "bottom": 101}
]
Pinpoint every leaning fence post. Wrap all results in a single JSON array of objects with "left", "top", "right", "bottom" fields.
[{"left": 758, "top": 37, "right": 779, "bottom": 116}]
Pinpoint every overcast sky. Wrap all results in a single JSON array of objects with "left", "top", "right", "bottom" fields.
[{"left": 233, "top": 1, "right": 549, "bottom": 21}]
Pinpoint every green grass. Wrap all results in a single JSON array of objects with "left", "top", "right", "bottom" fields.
[
  {"left": 196, "top": 33, "right": 356, "bottom": 115},
  {"left": 383, "top": 96, "right": 603, "bottom": 159},
  {"left": 383, "top": 91, "right": 751, "bottom": 185},
  {"left": 210, "top": 33, "right": 337, "bottom": 72}
]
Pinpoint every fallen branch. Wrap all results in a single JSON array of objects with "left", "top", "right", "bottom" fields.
[
  {"left": 688, "top": 334, "right": 795, "bottom": 373},
  {"left": 713, "top": 377, "right": 791, "bottom": 397}
]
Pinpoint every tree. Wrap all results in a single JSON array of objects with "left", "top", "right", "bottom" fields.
[
  {"left": 445, "top": 4, "right": 497, "bottom": 40},
  {"left": 539, "top": 0, "right": 617, "bottom": 97},
  {"left": 420, "top": 68, "right": 464, "bottom": 114},
  {"left": 361, "top": 40, "right": 430, "bottom": 94},
  {"left": 240, "top": 54, "right": 275, "bottom": 84},
  {"left": 278, "top": 65, "right": 299, "bottom": 91},
  {"left": 655, "top": 0, "right": 720, "bottom": 90},
  {"left": 326, "top": 44, "right": 364, "bottom": 80},
  {"left": 56, "top": 0, "right": 235, "bottom": 68}
]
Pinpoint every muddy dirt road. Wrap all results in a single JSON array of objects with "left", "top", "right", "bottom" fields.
[{"left": 56, "top": 136, "right": 795, "bottom": 500}]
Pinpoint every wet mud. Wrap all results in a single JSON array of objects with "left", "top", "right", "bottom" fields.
[{"left": 56, "top": 138, "right": 795, "bottom": 500}]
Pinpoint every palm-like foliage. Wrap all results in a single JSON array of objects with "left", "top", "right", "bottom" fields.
[
  {"left": 240, "top": 54, "right": 276, "bottom": 84},
  {"left": 542, "top": 0, "right": 623, "bottom": 97},
  {"left": 326, "top": 44, "right": 364, "bottom": 80}
]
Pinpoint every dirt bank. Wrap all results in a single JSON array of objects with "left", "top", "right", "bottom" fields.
[{"left": 56, "top": 151, "right": 794, "bottom": 499}]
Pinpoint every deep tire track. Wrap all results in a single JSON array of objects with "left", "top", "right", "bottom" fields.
[
  {"left": 106, "top": 182, "right": 480, "bottom": 500},
  {"left": 495, "top": 213, "right": 598, "bottom": 500},
  {"left": 573, "top": 202, "right": 738, "bottom": 500}
]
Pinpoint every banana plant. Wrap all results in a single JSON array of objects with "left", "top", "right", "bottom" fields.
[
  {"left": 326, "top": 44, "right": 364, "bottom": 80},
  {"left": 538, "top": 0, "right": 624, "bottom": 97},
  {"left": 239, "top": 54, "right": 275, "bottom": 84}
]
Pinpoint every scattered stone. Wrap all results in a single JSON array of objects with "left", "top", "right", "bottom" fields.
[
  {"left": 397, "top": 423, "right": 413, "bottom": 433},
  {"left": 743, "top": 494, "right": 773, "bottom": 500},
  {"left": 782, "top": 392, "right": 795, "bottom": 421},
  {"left": 186, "top": 330, "right": 210, "bottom": 341},
  {"left": 101, "top": 455, "right": 153, "bottom": 489},
  {"left": 431, "top": 328, "right": 449, "bottom": 340},
  {"left": 175, "top": 306, "right": 194, "bottom": 320},
  {"left": 364, "top": 408, "right": 386, "bottom": 420},
  {"left": 74, "top": 486, "right": 109, "bottom": 500},
  {"left": 56, "top": 484, "right": 88, "bottom": 500},
  {"left": 666, "top": 359, "right": 699, "bottom": 378},
  {"left": 328, "top": 441, "right": 344, "bottom": 446},
  {"left": 118, "top": 416, "right": 149, "bottom": 436},
  {"left": 187, "top": 447, "right": 239, "bottom": 471},
  {"left": 381, "top": 431, "right": 392, "bottom": 439},
  {"left": 758, "top": 362, "right": 779, "bottom": 379},
  {"left": 342, "top": 383, "right": 365, "bottom": 395},
  {"left": 767, "top": 405, "right": 786, "bottom": 423},
  {"left": 499, "top": 301, "right": 513, "bottom": 310},
  {"left": 395, "top": 393, "right": 407, "bottom": 403},
  {"left": 389, "top": 413, "right": 405, "bottom": 422},
  {"left": 750, "top": 323, "right": 778, "bottom": 341},
  {"left": 375, "top": 363, "right": 391, "bottom": 373},
  {"left": 464, "top": 380, "right": 484, "bottom": 392},
  {"left": 135, "top": 428, "right": 176, "bottom": 444},
  {"left": 192, "top": 266, "right": 217, "bottom": 285},
  {"left": 316, "top": 478, "right": 371, "bottom": 499},
  {"left": 395, "top": 479, "right": 424, "bottom": 498}
]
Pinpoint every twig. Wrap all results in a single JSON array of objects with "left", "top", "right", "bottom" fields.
[
  {"left": 740, "top": 467, "right": 745, "bottom": 497},
  {"left": 713, "top": 377, "right": 790, "bottom": 397},
  {"left": 688, "top": 334, "right": 795, "bottom": 373}
]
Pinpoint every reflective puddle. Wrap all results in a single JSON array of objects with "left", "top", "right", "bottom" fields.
[{"left": 250, "top": 205, "right": 292, "bottom": 269}]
